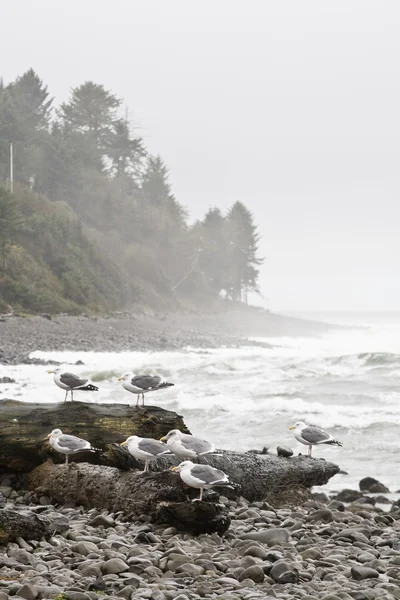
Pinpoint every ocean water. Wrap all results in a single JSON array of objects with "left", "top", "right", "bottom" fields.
[{"left": 1, "top": 313, "right": 400, "bottom": 498}]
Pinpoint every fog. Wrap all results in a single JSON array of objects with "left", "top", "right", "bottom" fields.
[{"left": 1, "top": 0, "right": 399, "bottom": 312}]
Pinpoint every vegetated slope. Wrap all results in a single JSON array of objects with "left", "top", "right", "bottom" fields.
[
  {"left": 0, "top": 185, "right": 128, "bottom": 314},
  {"left": 0, "top": 69, "right": 263, "bottom": 314}
]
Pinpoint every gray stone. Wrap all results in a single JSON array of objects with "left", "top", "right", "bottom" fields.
[
  {"left": 72, "top": 542, "right": 100, "bottom": 556},
  {"left": 89, "top": 515, "right": 115, "bottom": 528},
  {"left": 243, "top": 546, "right": 269, "bottom": 559},
  {"left": 359, "top": 477, "right": 390, "bottom": 494},
  {"left": 65, "top": 593, "right": 92, "bottom": 600},
  {"left": 241, "top": 528, "right": 290, "bottom": 545},
  {"left": 118, "top": 586, "right": 135, "bottom": 599},
  {"left": 277, "top": 446, "right": 293, "bottom": 458},
  {"left": 238, "top": 565, "right": 265, "bottom": 583},
  {"left": 175, "top": 563, "right": 204, "bottom": 576},
  {"left": 351, "top": 565, "right": 380, "bottom": 580},
  {"left": 16, "top": 585, "right": 39, "bottom": 600},
  {"left": 102, "top": 558, "right": 129, "bottom": 575},
  {"left": 0, "top": 593, "right": 8, "bottom": 600},
  {"left": 117, "top": 575, "right": 141, "bottom": 588},
  {"left": 306, "top": 508, "right": 333, "bottom": 523}
]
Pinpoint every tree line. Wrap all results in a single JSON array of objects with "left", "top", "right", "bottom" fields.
[{"left": 0, "top": 69, "right": 263, "bottom": 312}]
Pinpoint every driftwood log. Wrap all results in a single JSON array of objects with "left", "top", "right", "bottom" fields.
[
  {"left": 0, "top": 400, "right": 189, "bottom": 471},
  {"left": 28, "top": 462, "right": 232, "bottom": 535}
]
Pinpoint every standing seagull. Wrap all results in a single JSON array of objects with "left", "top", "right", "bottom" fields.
[
  {"left": 47, "top": 428, "right": 97, "bottom": 465},
  {"left": 289, "top": 421, "right": 343, "bottom": 457},
  {"left": 120, "top": 435, "right": 171, "bottom": 472},
  {"left": 48, "top": 368, "right": 99, "bottom": 402},
  {"left": 118, "top": 374, "right": 174, "bottom": 407},
  {"left": 160, "top": 429, "right": 216, "bottom": 459},
  {"left": 172, "top": 460, "right": 234, "bottom": 501}
]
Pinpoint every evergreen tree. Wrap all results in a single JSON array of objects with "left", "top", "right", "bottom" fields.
[
  {"left": 0, "top": 186, "right": 21, "bottom": 270},
  {"left": 59, "top": 82, "right": 121, "bottom": 168},
  {"left": 225, "top": 201, "right": 263, "bottom": 302},
  {"left": 0, "top": 69, "right": 53, "bottom": 186},
  {"left": 197, "top": 207, "right": 230, "bottom": 295},
  {"left": 108, "top": 118, "right": 145, "bottom": 178}
]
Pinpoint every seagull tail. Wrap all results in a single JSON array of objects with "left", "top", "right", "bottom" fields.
[
  {"left": 157, "top": 382, "right": 174, "bottom": 390},
  {"left": 80, "top": 384, "right": 99, "bottom": 392},
  {"left": 324, "top": 439, "right": 343, "bottom": 447}
]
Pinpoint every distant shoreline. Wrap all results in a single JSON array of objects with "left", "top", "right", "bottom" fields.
[{"left": 0, "top": 306, "right": 337, "bottom": 365}]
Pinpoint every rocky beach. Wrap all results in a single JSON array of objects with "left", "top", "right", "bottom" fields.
[
  {"left": 0, "top": 469, "right": 399, "bottom": 600},
  {"left": 0, "top": 307, "right": 333, "bottom": 365},
  {"left": 1, "top": 310, "right": 400, "bottom": 599}
]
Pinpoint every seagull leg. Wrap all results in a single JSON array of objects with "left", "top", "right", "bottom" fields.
[
  {"left": 64, "top": 390, "right": 68, "bottom": 402},
  {"left": 199, "top": 488, "right": 203, "bottom": 501},
  {"left": 308, "top": 445, "right": 312, "bottom": 458},
  {"left": 143, "top": 460, "right": 149, "bottom": 473},
  {"left": 142, "top": 393, "right": 145, "bottom": 406},
  {"left": 65, "top": 454, "right": 69, "bottom": 466},
  {"left": 136, "top": 395, "right": 139, "bottom": 407},
  {"left": 71, "top": 389, "right": 74, "bottom": 402}
]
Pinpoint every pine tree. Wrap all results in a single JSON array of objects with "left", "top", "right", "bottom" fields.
[
  {"left": 198, "top": 207, "right": 230, "bottom": 295},
  {"left": 225, "top": 201, "right": 263, "bottom": 302},
  {"left": 108, "top": 118, "right": 145, "bottom": 178},
  {"left": 0, "top": 186, "right": 21, "bottom": 270},
  {"left": 59, "top": 82, "right": 121, "bottom": 168},
  {"left": 0, "top": 69, "right": 53, "bottom": 186}
]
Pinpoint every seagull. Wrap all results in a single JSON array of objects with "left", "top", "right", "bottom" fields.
[
  {"left": 118, "top": 374, "right": 174, "bottom": 406},
  {"left": 48, "top": 368, "right": 99, "bottom": 402},
  {"left": 171, "top": 460, "right": 234, "bottom": 501},
  {"left": 120, "top": 435, "right": 171, "bottom": 472},
  {"left": 289, "top": 421, "right": 343, "bottom": 457},
  {"left": 47, "top": 428, "right": 98, "bottom": 465},
  {"left": 160, "top": 429, "right": 216, "bottom": 459}
]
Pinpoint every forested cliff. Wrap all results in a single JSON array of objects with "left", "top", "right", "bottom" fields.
[{"left": 0, "top": 69, "right": 262, "bottom": 314}]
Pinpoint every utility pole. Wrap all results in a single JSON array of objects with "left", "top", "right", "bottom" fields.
[{"left": 9, "top": 142, "right": 13, "bottom": 193}]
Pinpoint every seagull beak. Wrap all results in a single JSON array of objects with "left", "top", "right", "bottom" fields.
[
  {"left": 118, "top": 377, "right": 124, "bottom": 381},
  {"left": 47, "top": 370, "right": 54, "bottom": 374},
  {"left": 160, "top": 436, "right": 167, "bottom": 442},
  {"left": 171, "top": 466, "right": 180, "bottom": 472},
  {"left": 46, "top": 433, "right": 51, "bottom": 439},
  {"left": 120, "top": 440, "right": 128, "bottom": 446},
  {"left": 289, "top": 426, "right": 295, "bottom": 430}
]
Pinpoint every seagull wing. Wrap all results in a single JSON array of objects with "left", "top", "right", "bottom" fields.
[
  {"left": 137, "top": 438, "right": 170, "bottom": 456},
  {"left": 130, "top": 375, "right": 162, "bottom": 390},
  {"left": 180, "top": 434, "right": 214, "bottom": 455},
  {"left": 190, "top": 464, "right": 229, "bottom": 485},
  {"left": 56, "top": 434, "right": 90, "bottom": 451},
  {"left": 59, "top": 372, "right": 89, "bottom": 389},
  {"left": 300, "top": 426, "right": 331, "bottom": 444}
]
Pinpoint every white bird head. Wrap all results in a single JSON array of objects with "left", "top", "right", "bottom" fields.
[
  {"left": 289, "top": 421, "right": 306, "bottom": 431},
  {"left": 47, "top": 428, "right": 62, "bottom": 439},
  {"left": 171, "top": 460, "right": 194, "bottom": 473},
  {"left": 48, "top": 367, "right": 61, "bottom": 375},
  {"left": 160, "top": 429, "right": 182, "bottom": 442},
  {"left": 118, "top": 373, "right": 131, "bottom": 382},
  {"left": 120, "top": 435, "right": 139, "bottom": 446}
]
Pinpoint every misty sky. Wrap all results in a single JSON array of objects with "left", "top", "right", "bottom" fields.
[{"left": 1, "top": 0, "right": 399, "bottom": 312}]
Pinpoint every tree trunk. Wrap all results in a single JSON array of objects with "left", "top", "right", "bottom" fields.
[{"left": 0, "top": 400, "right": 189, "bottom": 472}]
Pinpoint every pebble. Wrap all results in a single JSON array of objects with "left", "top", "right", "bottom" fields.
[{"left": 0, "top": 480, "right": 398, "bottom": 600}]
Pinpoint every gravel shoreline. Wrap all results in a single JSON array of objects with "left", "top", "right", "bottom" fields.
[
  {"left": 0, "top": 474, "right": 400, "bottom": 600},
  {"left": 0, "top": 309, "right": 333, "bottom": 365}
]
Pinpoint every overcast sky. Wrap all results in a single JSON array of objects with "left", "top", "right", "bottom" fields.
[{"left": 1, "top": 0, "right": 399, "bottom": 311}]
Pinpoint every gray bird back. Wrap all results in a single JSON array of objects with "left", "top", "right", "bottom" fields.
[
  {"left": 138, "top": 438, "right": 169, "bottom": 456},
  {"left": 190, "top": 464, "right": 227, "bottom": 484},
  {"left": 57, "top": 435, "right": 89, "bottom": 451},
  {"left": 131, "top": 375, "right": 161, "bottom": 390},
  {"left": 301, "top": 426, "right": 330, "bottom": 444},
  {"left": 59, "top": 372, "right": 88, "bottom": 389},
  {"left": 181, "top": 434, "right": 213, "bottom": 455}
]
